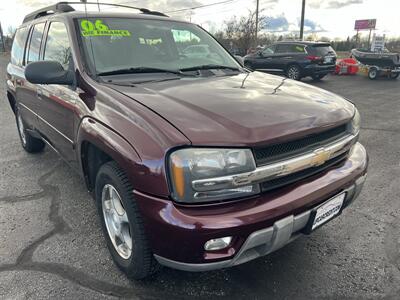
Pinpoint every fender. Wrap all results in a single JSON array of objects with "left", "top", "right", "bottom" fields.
[
  {"left": 76, "top": 117, "right": 171, "bottom": 197},
  {"left": 76, "top": 117, "right": 141, "bottom": 189}
]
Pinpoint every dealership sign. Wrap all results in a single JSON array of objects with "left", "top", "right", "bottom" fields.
[
  {"left": 354, "top": 19, "right": 377, "bottom": 30},
  {"left": 371, "top": 34, "right": 385, "bottom": 52}
]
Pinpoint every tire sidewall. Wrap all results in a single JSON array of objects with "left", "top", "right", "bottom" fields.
[
  {"left": 368, "top": 68, "right": 378, "bottom": 80},
  {"left": 95, "top": 168, "right": 135, "bottom": 269}
]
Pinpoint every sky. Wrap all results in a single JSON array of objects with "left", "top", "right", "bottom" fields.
[{"left": 0, "top": 0, "right": 399, "bottom": 39}]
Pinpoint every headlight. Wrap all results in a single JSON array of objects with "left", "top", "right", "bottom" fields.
[
  {"left": 351, "top": 108, "right": 361, "bottom": 135},
  {"left": 169, "top": 148, "right": 259, "bottom": 203}
]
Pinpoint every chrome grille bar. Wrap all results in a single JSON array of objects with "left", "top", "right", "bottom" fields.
[{"left": 192, "top": 134, "right": 356, "bottom": 192}]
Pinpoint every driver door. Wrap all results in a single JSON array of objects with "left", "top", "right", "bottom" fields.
[{"left": 36, "top": 21, "right": 78, "bottom": 166}]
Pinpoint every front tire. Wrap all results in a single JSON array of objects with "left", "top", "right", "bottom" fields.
[
  {"left": 16, "top": 109, "right": 45, "bottom": 153},
  {"left": 95, "top": 161, "right": 160, "bottom": 280},
  {"left": 286, "top": 65, "right": 302, "bottom": 80}
]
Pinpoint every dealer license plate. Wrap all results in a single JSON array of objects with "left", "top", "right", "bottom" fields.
[{"left": 311, "top": 193, "right": 345, "bottom": 231}]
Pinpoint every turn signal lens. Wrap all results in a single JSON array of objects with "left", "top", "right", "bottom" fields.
[{"left": 171, "top": 155, "right": 185, "bottom": 199}]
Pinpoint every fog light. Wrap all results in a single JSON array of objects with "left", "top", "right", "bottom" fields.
[{"left": 204, "top": 237, "right": 232, "bottom": 251}]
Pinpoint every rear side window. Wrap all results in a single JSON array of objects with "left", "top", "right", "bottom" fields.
[
  {"left": 262, "top": 46, "right": 275, "bottom": 55},
  {"left": 307, "top": 45, "right": 336, "bottom": 56},
  {"left": 291, "top": 44, "right": 306, "bottom": 53},
  {"left": 275, "top": 44, "right": 291, "bottom": 54},
  {"left": 27, "top": 23, "right": 45, "bottom": 64},
  {"left": 44, "top": 22, "right": 71, "bottom": 69},
  {"left": 11, "top": 27, "right": 29, "bottom": 66}
]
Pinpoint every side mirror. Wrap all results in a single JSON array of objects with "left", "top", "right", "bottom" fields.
[
  {"left": 25, "top": 61, "right": 74, "bottom": 85},
  {"left": 234, "top": 55, "right": 244, "bottom": 67}
]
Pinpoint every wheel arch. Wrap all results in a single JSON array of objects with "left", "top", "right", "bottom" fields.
[
  {"left": 7, "top": 91, "right": 16, "bottom": 114},
  {"left": 77, "top": 117, "right": 141, "bottom": 192}
]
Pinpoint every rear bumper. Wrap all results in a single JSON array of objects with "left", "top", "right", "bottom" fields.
[
  {"left": 303, "top": 64, "right": 336, "bottom": 75},
  {"left": 134, "top": 143, "right": 368, "bottom": 270}
]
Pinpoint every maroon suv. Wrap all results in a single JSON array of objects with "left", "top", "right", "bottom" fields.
[{"left": 6, "top": 3, "right": 368, "bottom": 279}]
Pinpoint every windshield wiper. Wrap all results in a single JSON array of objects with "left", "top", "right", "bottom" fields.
[
  {"left": 98, "top": 67, "right": 190, "bottom": 77},
  {"left": 179, "top": 64, "right": 241, "bottom": 72}
]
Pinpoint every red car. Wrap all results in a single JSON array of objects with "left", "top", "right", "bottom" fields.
[{"left": 6, "top": 3, "right": 368, "bottom": 279}]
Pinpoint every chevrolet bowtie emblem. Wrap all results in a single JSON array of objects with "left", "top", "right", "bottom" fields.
[{"left": 312, "top": 148, "right": 331, "bottom": 166}]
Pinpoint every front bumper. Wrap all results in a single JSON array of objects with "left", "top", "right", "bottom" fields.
[
  {"left": 154, "top": 173, "right": 366, "bottom": 272},
  {"left": 134, "top": 142, "right": 368, "bottom": 270}
]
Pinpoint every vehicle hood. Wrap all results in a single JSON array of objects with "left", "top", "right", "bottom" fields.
[{"left": 110, "top": 72, "right": 355, "bottom": 146}]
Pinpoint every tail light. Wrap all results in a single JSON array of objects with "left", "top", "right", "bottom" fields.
[{"left": 306, "top": 55, "right": 322, "bottom": 62}]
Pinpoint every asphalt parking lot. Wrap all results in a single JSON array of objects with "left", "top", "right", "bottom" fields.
[{"left": 0, "top": 52, "right": 399, "bottom": 299}]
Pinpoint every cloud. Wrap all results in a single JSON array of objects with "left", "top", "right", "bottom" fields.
[
  {"left": 262, "top": 15, "right": 289, "bottom": 32},
  {"left": 308, "top": 0, "right": 363, "bottom": 9},
  {"left": 299, "top": 18, "right": 326, "bottom": 33},
  {"left": 327, "top": 0, "right": 363, "bottom": 8}
]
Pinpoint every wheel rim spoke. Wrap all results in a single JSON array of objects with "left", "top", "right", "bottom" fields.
[
  {"left": 102, "top": 184, "right": 132, "bottom": 259},
  {"left": 18, "top": 115, "right": 26, "bottom": 145}
]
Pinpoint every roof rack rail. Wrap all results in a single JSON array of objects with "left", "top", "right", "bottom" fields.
[
  {"left": 22, "top": 1, "right": 169, "bottom": 23},
  {"left": 23, "top": 2, "right": 75, "bottom": 23}
]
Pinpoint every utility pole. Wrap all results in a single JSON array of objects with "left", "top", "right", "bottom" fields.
[
  {"left": 0, "top": 22, "right": 5, "bottom": 52},
  {"left": 299, "top": 0, "right": 306, "bottom": 40},
  {"left": 255, "top": 0, "right": 259, "bottom": 47}
]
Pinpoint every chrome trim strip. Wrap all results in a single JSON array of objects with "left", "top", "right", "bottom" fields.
[
  {"left": 192, "top": 134, "right": 356, "bottom": 192},
  {"left": 19, "top": 103, "right": 74, "bottom": 145}
]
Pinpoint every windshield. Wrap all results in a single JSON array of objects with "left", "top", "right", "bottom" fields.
[{"left": 76, "top": 17, "right": 239, "bottom": 74}]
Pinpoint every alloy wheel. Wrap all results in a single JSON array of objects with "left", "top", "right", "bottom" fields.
[
  {"left": 287, "top": 66, "right": 301, "bottom": 80},
  {"left": 17, "top": 113, "right": 27, "bottom": 146},
  {"left": 102, "top": 184, "right": 133, "bottom": 259}
]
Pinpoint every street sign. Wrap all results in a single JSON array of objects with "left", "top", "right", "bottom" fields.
[
  {"left": 354, "top": 19, "right": 376, "bottom": 30},
  {"left": 371, "top": 34, "right": 385, "bottom": 52}
]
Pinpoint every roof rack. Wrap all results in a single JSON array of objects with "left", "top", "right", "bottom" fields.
[{"left": 22, "top": 1, "right": 168, "bottom": 23}]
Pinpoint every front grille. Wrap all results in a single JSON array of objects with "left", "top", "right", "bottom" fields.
[
  {"left": 254, "top": 123, "right": 349, "bottom": 166},
  {"left": 261, "top": 151, "right": 348, "bottom": 193}
]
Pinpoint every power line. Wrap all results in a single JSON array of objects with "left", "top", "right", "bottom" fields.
[{"left": 166, "top": 0, "right": 235, "bottom": 13}]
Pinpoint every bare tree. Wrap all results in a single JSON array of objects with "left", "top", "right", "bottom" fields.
[
  {"left": 7, "top": 26, "right": 16, "bottom": 40},
  {"left": 222, "top": 10, "right": 265, "bottom": 54}
]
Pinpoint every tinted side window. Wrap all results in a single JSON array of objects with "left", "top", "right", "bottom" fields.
[
  {"left": 275, "top": 44, "right": 291, "bottom": 54},
  {"left": 11, "top": 27, "right": 29, "bottom": 66},
  {"left": 44, "top": 22, "right": 71, "bottom": 69},
  {"left": 262, "top": 46, "right": 275, "bottom": 55},
  {"left": 27, "top": 23, "right": 45, "bottom": 64},
  {"left": 291, "top": 44, "right": 306, "bottom": 53}
]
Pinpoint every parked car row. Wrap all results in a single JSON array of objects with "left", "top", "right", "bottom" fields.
[{"left": 243, "top": 41, "right": 337, "bottom": 81}]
